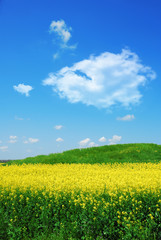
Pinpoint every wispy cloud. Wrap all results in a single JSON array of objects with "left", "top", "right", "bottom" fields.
[
  {"left": 108, "top": 135, "right": 122, "bottom": 145},
  {"left": 54, "top": 125, "right": 63, "bottom": 130},
  {"left": 43, "top": 49, "right": 155, "bottom": 109},
  {"left": 0, "top": 146, "right": 8, "bottom": 151},
  {"left": 13, "top": 83, "right": 33, "bottom": 97},
  {"left": 79, "top": 138, "right": 90, "bottom": 147},
  {"left": 56, "top": 137, "right": 64, "bottom": 142},
  {"left": 117, "top": 114, "right": 135, "bottom": 121},
  {"left": 0, "top": 140, "right": 2, "bottom": 144},
  {"left": 88, "top": 142, "right": 98, "bottom": 147},
  {"left": 98, "top": 136, "right": 107, "bottom": 142},
  {"left": 53, "top": 52, "right": 60, "bottom": 60},
  {"left": 8, "top": 136, "right": 17, "bottom": 143},
  {"left": 49, "top": 19, "right": 76, "bottom": 49},
  {"left": 28, "top": 138, "right": 39, "bottom": 143},
  {"left": 50, "top": 19, "right": 71, "bottom": 43},
  {"left": 15, "top": 116, "right": 24, "bottom": 121},
  {"left": 23, "top": 138, "right": 39, "bottom": 144}
]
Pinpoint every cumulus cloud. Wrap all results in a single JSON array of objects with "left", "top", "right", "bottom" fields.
[
  {"left": 0, "top": 146, "right": 8, "bottom": 151},
  {"left": 98, "top": 136, "right": 107, "bottom": 142},
  {"left": 13, "top": 83, "right": 33, "bottom": 97},
  {"left": 117, "top": 114, "right": 135, "bottom": 121},
  {"left": 108, "top": 135, "right": 122, "bottom": 145},
  {"left": 54, "top": 125, "right": 63, "bottom": 130},
  {"left": 43, "top": 49, "right": 156, "bottom": 109},
  {"left": 23, "top": 138, "right": 39, "bottom": 144},
  {"left": 79, "top": 138, "right": 90, "bottom": 147},
  {"left": 8, "top": 136, "right": 17, "bottom": 143},
  {"left": 56, "top": 137, "right": 64, "bottom": 142}
]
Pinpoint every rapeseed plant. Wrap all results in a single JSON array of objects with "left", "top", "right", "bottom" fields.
[{"left": 0, "top": 163, "right": 161, "bottom": 239}]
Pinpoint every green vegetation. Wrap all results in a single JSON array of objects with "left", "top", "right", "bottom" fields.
[
  {"left": 4, "top": 143, "right": 161, "bottom": 165},
  {"left": 1, "top": 189, "right": 161, "bottom": 240}
]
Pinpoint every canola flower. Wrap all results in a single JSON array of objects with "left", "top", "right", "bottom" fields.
[
  {"left": 0, "top": 163, "right": 161, "bottom": 194},
  {"left": 0, "top": 163, "right": 161, "bottom": 239}
]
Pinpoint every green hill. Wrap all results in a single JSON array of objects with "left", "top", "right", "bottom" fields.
[{"left": 4, "top": 143, "right": 161, "bottom": 165}]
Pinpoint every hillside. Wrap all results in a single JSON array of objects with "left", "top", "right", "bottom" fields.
[{"left": 3, "top": 143, "right": 161, "bottom": 165}]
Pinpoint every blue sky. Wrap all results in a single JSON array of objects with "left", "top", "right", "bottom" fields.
[{"left": 0, "top": 0, "right": 161, "bottom": 159}]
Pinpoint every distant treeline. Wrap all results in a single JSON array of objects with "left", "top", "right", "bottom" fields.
[{"left": 0, "top": 160, "right": 11, "bottom": 163}]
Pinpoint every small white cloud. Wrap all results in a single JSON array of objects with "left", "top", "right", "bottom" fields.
[
  {"left": 54, "top": 125, "right": 63, "bottom": 130},
  {"left": 79, "top": 138, "right": 90, "bottom": 147},
  {"left": 88, "top": 142, "right": 98, "bottom": 147},
  {"left": 108, "top": 135, "right": 122, "bottom": 145},
  {"left": 53, "top": 52, "right": 60, "bottom": 60},
  {"left": 117, "top": 114, "right": 135, "bottom": 121},
  {"left": 56, "top": 137, "right": 64, "bottom": 142},
  {"left": 50, "top": 19, "right": 71, "bottom": 43},
  {"left": 9, "top": 136, "right": 17, "bottom": 140},
  {"left": 8, "top": 136, "right": 17, "bottom": 143},
  {"left": 98, "top": 137, "right": 107, "bottom": 142},
  {"left": 8, "top": 140, "right": 17, "bottom": 143},
  {"left": 15, "top": 116, "right": 24, "bottom": 121},
  {"left": 28, "top": 138, "right": 39, "bottom": 143},
  {"left": 43, "top": 49, "right": 155, "bottom": 109},
  {"left": 23, "top": 138, "right": 39, "bottom": 144},
  {"left": 0, "top": 140, "right": 2, "bottom": 144},
  {"left": 13, "top": 83, "right": 33, "bottom": 97},
  {"left": 49, "top": 19, "right": 76, "bottom": 49},
  {"left": 0, "top": 146, "right": 8, "bottom": 151}
]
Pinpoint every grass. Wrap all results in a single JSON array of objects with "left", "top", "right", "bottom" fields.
[{"left": 3, "top": 143, "right": 161, "bottom": 165}]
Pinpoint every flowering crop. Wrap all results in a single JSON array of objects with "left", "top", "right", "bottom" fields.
[
  {"left": 0, "top": 163, "right": 161, "bottom": 239},
  {"left": 1, "top": 163, "right": 161, "bottom": 194}
]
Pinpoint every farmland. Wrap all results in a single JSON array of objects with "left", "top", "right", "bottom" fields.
[{"left": 0, "top": 143, "right": 161, "bottom": 239}]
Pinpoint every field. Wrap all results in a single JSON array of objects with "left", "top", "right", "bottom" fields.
[{"left": 0, "top": 143, "right": 161, "bottom": 239}]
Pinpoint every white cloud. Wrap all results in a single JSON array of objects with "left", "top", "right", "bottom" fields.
[
  {"left": 56, "top": 137, "right": 64, "bottom": 142},
  {"left": 43, "top": 49, "right": 156, "bottom": 109},
  {"left": 15, "top": 116, "right": 24, "bottom": 121},
  {"left": 108, "top": 135, "right": 122, "bottom": 145},
  {"left": 88, "top": 142, "right": 98, "bottom": 147},
  {"left": 0, "top": 146, "right": 8, "bottom": 151},
  {"left": 8, "top": 136, "right": 17, "bottom": 143},
  {"left": 50, "top": 19, "right": 71, "bottom": 43},
  {"left": 28, "top": 138, "right": 39, "bottom": 143},
  {"left": 54, "top": 125, "right": 63, "bottom": 130},
  {"left": 53, "top": 52, "right": 60, "bottom": 60},
  {"left": 9, "top": 136, "right": 17, "bottom": 139},
  {"left": 23, "top": 138, "right": 39, "bottom": 144},
  {"left": 8, "top": 140, "right": 17, "bottom": 143},
  {"left": 98, "top": 136, "right": 107, "bottom": 142},
  {"left": 0, "top": 140, "right": 2, "bottom": 144},
  {"left": 49, "top": 19, "right": 76, "bottom": 49},
  {"left": 13, "top": 83, "right": 33, "bottom": 97},
  {"left": 117, "top": 114, "right": 135, "bottom": 121},
  {"left": 79, "top": 138, "right": 90, "bottom": 147}
]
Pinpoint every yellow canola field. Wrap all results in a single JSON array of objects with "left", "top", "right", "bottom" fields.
[{"left": 0, "top": 163, "right": 161, "bottom": 195}]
